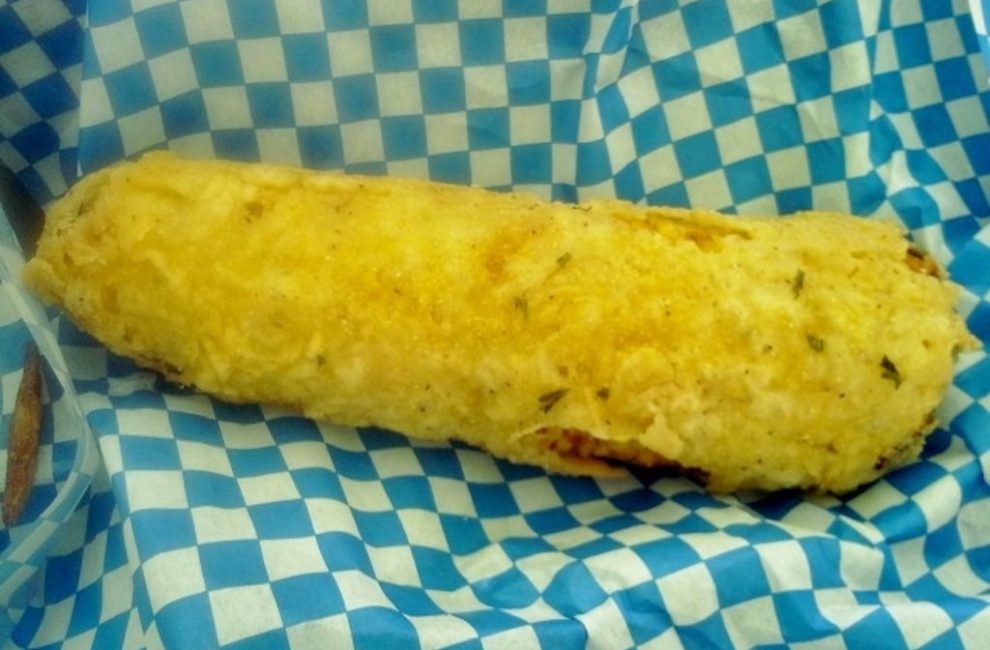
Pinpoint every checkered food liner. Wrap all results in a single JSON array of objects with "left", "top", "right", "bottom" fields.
[{"left": 2, "top": 0, "right": 990, "bottom": 647}]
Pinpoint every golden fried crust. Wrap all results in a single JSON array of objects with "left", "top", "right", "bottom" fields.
[{"left": 24, "top": 152, "right": 978, "bottom": 492}]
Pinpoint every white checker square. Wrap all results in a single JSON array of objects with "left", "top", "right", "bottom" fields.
[
  {"left": 469, "top": 148, "right": 511, "bottom": 188},
  {"left": 117, "top": 106, "right": 166, "bottom": 155},
  {"left": 125, "top": 471, "right": 188, "bottom": 511},
  {"left": 548, "top": 58, "right": 583, "bottom": 101},
  {"left": 30, "top": 597, "right": 75, "bottom": 647},
  {"left": 304, "top": 498, "right": 361, "bottom": 535},
  {"left": 543, "top": 524, "right": 602, "bottom": 551},
  {"left": 287, "top": 616, "right": 355, "bottom": 650},
  {"left": 714, "top": 116, "right": 763, "bottom": 165},
  {"left": 576, "top": 599, "right": 636, "bottom": 649},
  {"left": 902, "top": 65, "right": 943, "bottom": 107},
  {"left": 696, "top": 39, "right": 744, "bottom": 84},
  {"left": 662, "top": 93, "right": 712, "bottom": 140},
  {"left": 376, "top": 71, "right": 424, "bottom": 116},
  {"left": 278, "top": 440, "right": 333, "bottom": 470},
  {"left": 829, "top": 41, "right": 870, "bottom": 93},
  {"left": 946, "top": 96, "right": 990, "bottom": 138},
  {"left": 756, "top": 541, "right": 813, "bottom": 591},
  {"left": 203, "top": 86, "right": 253, "bottom": 129},
  {"left": 327, "top": 30, "right": 374, "bottom": 77},
  {"left": 397, "top": 510, "right": 448, "bottom": 550},
  {"left": 192, "top": 506, "right": 257, "bottom": 543},
  {"left": 367, "top": 545, "right": 420, "bottom": 587},
  {"left": 237, "top": 38, "right": 288, "bottom": 83},
  {"left": 367, "top": 0, "right": 413, "bottom": 24},
  {"left": 810, "top": 181, "right": 852, "bottom": 214},
  {"left": 584, "top": 548, "right": 654, "bottom": 586},
  {"left": 685, "top": 170, "right": 733, "bottom": 211},
  {"left": 638, "top": 145, "right": 682, "bottom": 192},
  {"left": 956, "top": 497, "right": 990, "bottom": 551},
  {"left": 780, "top": 500, "right": 835, "bottom": 534},
  {"left": 260, "top": 537, "right": 326, "bottom": 581},
  {"left": 926, "top": 18, "right": 967, "bottom": 61},
  {"left": 428, "top": 586, "right": 487, "bottom": 614},
  {"left": 369, "top": 446, "right": 424, "bottom": 478},
  {"left": 180, "top": 0, "right": 235, "bottom": 43},
  {"left": 458, "top": 0, "right": 502, "bottom": 19},
  {"left": 778, "top": 11, "right": 827, "bottom": 61},
  {"left": 723, "top": 597, "right": 784, "bottom": 648},
  {"left": 655, "top": 563, "right": 719, "bottom": 625},
  {"left": 409, "top": 615, "right": 478, "bottom": 650},
  {"left": 257, "top": 128, "right": 303, "bottom": 167},
  {"left": 504, "top": 17, "right": 549, "bottom": 62},
  {"left": 0, "top": 41, "right": 55, "bottom": 88},
  {"left": 616, "top": 65, "right": 661, "bottom": 119},
  {"left": 340, "top": 475, "right": 392, "bottom": 511},
  {"left": 577, "top": 97, "right": 605, "bottom": 142},
  {"left": 78, "top": 531, "right": 108, "bottom": 590},
  {"left": 797, "top": 96, "right": 840, "bottom": 142},
  {"left": 0, "top": 140, "right": 28, "bottom": 172},
  {"left": 746, "top": 66, "right": 797, "bottom": 111},
  {"left": 98, "top": 565, "right": 135, "bottom": 623},
  {"left": 147, "top": 49, "right": 198, "bottom": 101},
  {"left": 90, "top": 18, "right": 144, "bottom": 74},
  {"left": 453, "top": 545, "right": 513, "bottom": 583},
  {"left": 884, "top": 598, "right": 956, "bottom": 648},
  {"left": 144, "top": 548, "right": 207, "bottom": 611},
  {"left": 171, "top": 131, "right": 218, "bottom": 160},
  {"left": 210, "top": 585, "right": 282, "bottom": 646},
  {"left": 131, "top": 0, "right": 176, "bottom": 11},
  {"left": 428, "top": 477, "right": 477, "bottom": 517},
  {"left": 11, "top": 1, "right": 73, "bottom": 34},
  {"left": 605, "top": 122, "right": 637, "bottom": 170},
  {"left": 890, "top": 0, "right": 924, "bottom": 26},
  {"left": 425, "top": 112, "right": 469, "bottom": 153},
  {"left": 162, "top": 393, "right": 215, "bottom": 420},
  {"left": 509, "top": 104, "right": 551, "bottom": 145},
  {"left": 464, "top": 65, "right": 509, "bottom": 109},
  {"left": 726, "top": 2, "right": 775, "bottom": 31},
  {"left": 933, "top": 554, "right": 990, "bottom": 595},
  {"left": 336, "top": 569, "right": 394, "bottom": 610},
  {"left": 385, "top": 158, "right": 430, "bottom": 179},
  {"left": 291, "top": 81, "right": 337, "bottom": 126},
  {"left": 873, "top": 30, "right": 900, "bottom": 74},
  {"left": 238, "top": 472, "right": 300, "bottom": 505},
  {"left": 79, "top": 78, "right": 114, "bottom": 126},
  {"left": 339, "top": 119, "right": 385, "bottom": 163},
  {"left": 507, "top": 477, "right": 563, "bottom": 513},
  {"left": 275, "top": 0, "right": 326, "bottom": 33},
  {"left": 415, "top": 23, "right": 462, "bottom": 68},
  {"left": 640, "top": 11, "right": 690, "bottom": 61}
]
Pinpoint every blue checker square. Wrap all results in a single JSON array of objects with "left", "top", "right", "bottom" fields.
[
  {"left": 633, "top": 537, "right": 701, "bottom": 578},
  {"left": 806, "top": 138, "right": 846, "bottom": 184},
  {"left": 86, "top": 0, "right": 133, "bottom": 26},
  {"left": 250, "top": 500, "right": 315, "bottom": 538},
  {"left": 680, "top": 613, "right": 733, "bottom": 649},
  {"left": 847, "top": 172, "right": 885, "bottom": 214},
  {"left": 467, "top": 107, "right": 510, "bottom": 150},
  {"left": 708, "top": 547, "right": 771, "bottom": 607},
  {"left": 333, "top": 74, "right": 379, "bottom": 123},
  {"left": 0, "top": 6, "right": 32, "bottom": 51},
  {"left": 22, "top": 73, "right": 78, "bottom": 119},
  {"left": 184, "top": 471, "right": 245, "bottom": 508},
  {"left": 597, "top": 85, "right": 630, "bottom": 133},
  {"left": 893, "top": 23, "right": 932, "bottom": 69},
  {"left": 353, "top": 509, "right": 408, "bottom": 547},
  {"left": 576, "top": 139, "right": 613, "bottom": 184},
  {"left": 44, "top": 549, "right": 83, "bottom": 603},
  {"left": 776, "top": 186, "right": 813, "bottom": 213},
  {"left": 412, "top": 0, "right": 458, "bottom": 23},
  {"left": 328, "top": 446, "right": 378, "bottom": 480},
  {"left": 272, "top": 574, "right": 345, "bottom": 626},
  {"left": 961, "top": 133, "right": 990, "bottom": 175},
  {"left": 160, "top": 90, "right": 210, "bottom": 139},
  {"left": 78, "top": 120, "right": 125, "bottom": 170},
  {"left": 283, "top": 33, "right": 331, "bottom": 81},
  {"left": 201, "top": 540, "right": 269, "bottom": 589},
  {"left": 298, "top": 124, "right": 344, "bottom": 169},
  {"left": 467, "top": 482, "right": 519, "bottom": 518},
  {"left": 420, "top": 67, "right": 466, "bottom": 113},
  {"left": 601, "top": 6, "right": 633, "bottom": 54},
  {"left": 648, "top": 181, "right": 690, "bottom": 208},
  {"left": 547, "top": 13, "right": 591, "bottom": 59},
  {"left": 820, "top": 0, "right": 865, "bottom": 47},
  {"left": 774, "top": 591, "right": 840, "bottom": 641},
  {"left": 36, "top": 17, "right": 85, "bottom": 69},
  {"left": 772, "top": 0, "right": 818, "bottom": 19},
  {"left": 66, "top": 581, "right": 102, "bottom": 638},
  {"left": 725, "top": 156, "right": 773, "bottom": 203},
  {"left": 322, "top": 2, "right": 368, "bottom": 30},
  {"left": 905, "top": 149, "right": 948, "bottom": 184},
  {"left": 382, "top": 115, "right": 427, "bottom": 160},
  {"left": 134, "top": 4, "right": 187, "bottom": 58},
  {"left": 292, "top": 467, "right": 344, "bottom": 499},
  {"left": 168, "top": 412, "right": 222, "bottom": 445},
  {"left": 673, "top": 131, "right": 722, "bottom": 178},
  {"left": 890, "top": 186, "right": 941, "bottom": 229},
  {"left": 736, "top": 25, "right": 784, "bottom": 74},
  {"left": 614, "top": 161, "right": 645, "bottom": 201},
  {"left": 914, "top": 104, "right": 959, "bottom": 148},
  {"left": 543, "top": 563, "right": 609, "bottom": 615},
  {"left": 131, "top": 509, "right": 197, "bottom": 559},
  {"left": 380, "top": 476, "right": 435, "bottom": 510},
  {"left": 429, "top": 152, "right": 472, "bottom": 185},
  {"left": 190, "top": 41, "right": 245, "bottom": 87},
  {"left": 704, "top": 81, "right": 753, "bottom": 127},
  {"left": 873, "top": 71, "right": 909, "bottom": 112},
  {"left": 652, "top": 52, "right": 702, "bottom": 102},
  {"left": 0, "top": 65, "right": 16, "bottom": 97},
  {"left": 381, "top": 583, "right": 444, "bottom": 616},
  {"left": 631, "top": 106, "right": 671, "bottom": 153},
  {"left": 936, "top": 57, "right": 979, "bottom": 102},
  {"left": 551, "top": 99, "right": 580, "bottom": 141},
  {"left": 318, "top": 531, "right": 373, "bottom": 573},
  {"left": 119, "top": 437, "right": 180, "bottom": 470},
  {"left": 370, "top": 24, "right": 418, "bottom": 72},
  {"left": 788, "top": 53, "right": 832, "bottom": 101},
  {"left": 246, "top": 83, "right": 294, "bottom": 128},
  {"left": 104, "top": 63, "right": 158, "bottom": 117},
  {"left": 506, "top": 61, "right": 551, "bottom": 105},
  {"left": 459, "top": 19, "right": 505, "bottom": 66},
  {"left": 411, "top": 547, "right": 466, "bottom": 590},
  {"left": 228, "top": 0, "right": 280, "bottom": 38},
  {"left": 349, "top": 607, "right": 420, "bottom": 650},
  {"left": 155, "top": 594, "right": 219, "bottom": 650},
  {"left": 681, "top": 0, "right": 734, "bottom": 48},
  {"left": 833, "top": 87, "right": 870, "bottom": 135},
  {"left": 229, "top": 446, "right": 287, "bottom": 477},
  {"left": 510, "top": 143, "right": 552, "bottom": 184}
]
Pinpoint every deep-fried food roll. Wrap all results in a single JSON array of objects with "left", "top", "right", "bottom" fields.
[{"left": 23, "top": 152, "right": 976, "bottom": 492}]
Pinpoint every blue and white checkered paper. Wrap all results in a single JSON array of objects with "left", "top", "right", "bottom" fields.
[{"left": 2, "top": 0, "right": 990, "bottom": 647}]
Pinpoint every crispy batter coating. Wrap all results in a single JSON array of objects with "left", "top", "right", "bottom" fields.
[
  {"left": 4, "top": 343, "right": 42, "bottom": 526},
  {"left": 23, "top": 152, "right": 977, "bottom": 492}
]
